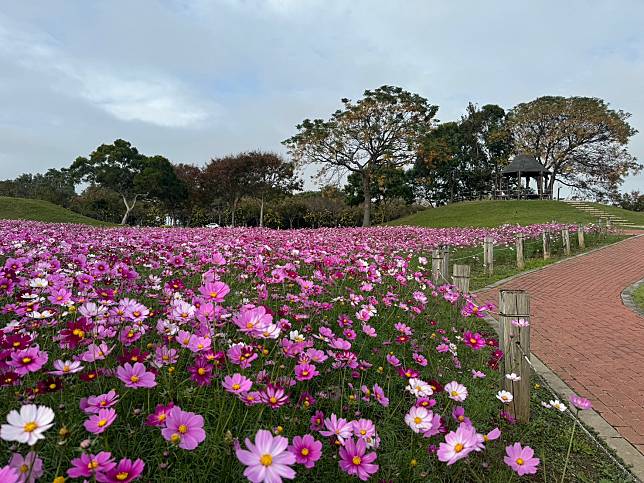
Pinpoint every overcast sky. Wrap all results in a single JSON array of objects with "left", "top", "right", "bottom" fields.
[{"left": 0, "top": 0, "right": 642, "bottom": 192}]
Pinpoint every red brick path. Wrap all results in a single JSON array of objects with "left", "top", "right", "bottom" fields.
[{"left": 477, "top": 234, "right": 644, "bottom": 455}]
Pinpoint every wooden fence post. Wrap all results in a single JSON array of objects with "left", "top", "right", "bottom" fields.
[
  {"left": 483, "top": 236, "right": 494, "bottom": 275},
  {"left": 542, "top": 230, "right": 551, "bottom": 260},
  {"left": 441, "top": 246, "right": 450, "bottom": 282},
  {"left": 431, "top": 249, "right": 442, "bottom": 284},
  {"left": 515, "top": 234, "right": 525, "bottom": 270},
  {"left": 500, "top": 290, "right": 531, "bottom": 423},
  {"left": 452, "top": 264, "right": 471, "bottom": 293},
  {"left": 561, "top": 227, "right": 571, "bottom": 256},
  {"left": 577, "top": 224, "right": 585, "bottom": 250}
]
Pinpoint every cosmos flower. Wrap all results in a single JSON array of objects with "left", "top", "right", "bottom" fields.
[
  {"left": 338, "top": 437, "right": 379, "bottom": 481},
  {"left": 161, "top": 407, "right": 206, "bottom": 450},
  {"left": 236, "top": 429, "right": 296, "bottom": 483},
  {"left": 1, "top": 405, "right": 55, "bottom": 446},
  {"left": 84, "top": 408, "right": 117, "bottom": 434},
  {"left": 504, "top": 443, "right": 540, "bottom": 476},
  {"left": 444, "top": 381, "right": 468, "bottom": 402},
  {"left": 288, "top": 434, "right": 322, "bottom": 469},
  {"left": 116, "top": 362, "right": 157, "bottom": 389}
]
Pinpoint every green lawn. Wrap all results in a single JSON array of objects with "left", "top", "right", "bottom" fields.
[
  {"left": 587, "top": 202, "right": 644, "bottom": 227},
  {"left": 388, "top": 200, "right": 640, "bottom": 228},
  {"left": 633, "top": 284, "right": 644, "bottom": 310},
  {"left": 0, "top": 196, "right": 112, "bottom": 226}
]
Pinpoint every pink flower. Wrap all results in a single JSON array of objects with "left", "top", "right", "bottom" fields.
[
  {"left": 288, "top": 434, "right": 322, "bottom": 469},
  {"left": 0, "top": 465, "right": 19, "bottom": 483},
  {"left": 96, "top": 458, "right": 145, "bottom": 483},
  {"left": 504, "top": 442, "right": 540, "bottom": 476},
  {"left": 294, "top": 363, "right": 319, "bottom": 381},
  {"left": 146, "top": 403, "right": 175, "bottom": 427},
  {"left": 199, "top": 281, "right": 230, "bottom": 303},
  {"left": 236, "top": 429, "right": 296, "bottom": 483},
  {"left": 444, "top": 381, "right": 468, "bottom": 402},
  {"left": 116, "top": 362, "right": 156, "bottom": 389},
  {"left": 320, "top": 413, "right": 353, "bottom": 443},
  {"left": 84, "top": 408, "right": 117, "bottom": 434},
  {"left": 338, "top": 438, "right": 379, "bottom": 481},
  {"left": 223, "top": 373, "right": 253, "bottom": 395},
  {"left": 569, "top": 394, "right": 593, "bottom": 411},
  {"left": 463, "top": 331, "right": 486, "bottom": 350},
  {"left": 373, "top": 384, "right": 389, "bottom": 407},
  {"left": 352, "top": 419, "right": 376, "bottom": 440},
  {"left": 50, "top": 359, "right": 83, "bottom": 376},
  {"left": 437, "top": 424, "right": 479, "bottom": 465},
  {"left": 260, "top": 385, "right": 289, "bottom": 409},
  {"left": 68, "top": 451, "right": 116, "bottom": 479},
  {"left": 80, "top": 390, "right": 119, "bottom": 414},
  {"left": 9, "top": 452, "right": 43, "bottom": 483},
  {"left": 8, "top": 346, "right": 48, "bottom": 375},
  {"left": 161, "top": 407, "right": 206, "bottom": 450}
]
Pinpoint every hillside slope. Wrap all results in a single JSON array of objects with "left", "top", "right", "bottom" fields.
[
  {"left": 0, "top": 197, "right": 112, "bottom": 226},
  {"left": 388, "top": 200, "right": 642, "bottom": 228}
]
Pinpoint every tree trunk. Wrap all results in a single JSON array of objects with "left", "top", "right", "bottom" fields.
[
  {"left": 361, "top": 171, "right": 371, "bottom": 227},
  {"left": 121, "top": 194, "right": 138, "bottom": 225},
  {"left": 547, "top": 175, "right": 556, "bottom": 199},
  {"left": 259, "top": 195, "right": 264, "bottom": 228}
]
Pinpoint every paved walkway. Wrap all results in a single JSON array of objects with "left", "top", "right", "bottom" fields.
[{"left": 477, "top": 234, "right": 644, "bottom": 456}]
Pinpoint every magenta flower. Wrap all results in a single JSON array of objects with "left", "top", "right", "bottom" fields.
[
  {"left": 116, "top": 362, "right": 156, "bottom": 388},
  {"left": 9, "top": 451, "right": 43, "bottom": 483},
  {"left": 96, "top": 458, "right": 145, "bottom": 483},
  {"left": 294, "top": 363, "right": 319, "bottom": 381},
  {"left": 320, "top": 413, "right": 353, "bottom": 443},
  {"left": 504, "top": 442, "right": 540, "bottom": 476},
  {"left": 310, "top": 410, "right": 325, "bottom": 431},
  {"left": 145, "top": 403, "right": 175, "bottom": 427},
  {"left": 338, "top": 437, "right": 379, "bottom": 481},
  {"left": 288, "top": 434, "right": 322, "bottom": 469},
  {"left": 188, "top": 358, "right": 213, "bottom": 386},
  {"left": 260, "top": 385, "right": 289, "bottom": 409},
  {"left": 236, "top": 429, "right": 296, "bottom": 483},
  {"left": 161, "top": 407, "right": 206, "bottom": 450},
  {"left": 373, "top": 384, "right": 389, "bottom": 407},
  {"left": 223, "top": 373, "right": 253, "bottom": 395},
  {"left": 199, "top": 281, "right": 230, "bottom": 303},
  {"left": 84, "top": 408, "right": 117, "bottom": 434},
  {"left": 437, "top": 424, "right": 479, "bottom": 465},
  {"left": 463, "top": 331, "right": 486, "bottom": 350},
  {"left": 0, "top": 465, "right": 18, "bottom": 483},
  {"left": 569, "top": 394, "right": 593, "bottom": 411},
  {"left": 8, "top": 346, "right": 48, "bottom": 375},
  {"left": 80, "top": 390, "right": 119, "bottom": 414},
  {"left": 68, "top": 451, "right": 116, "bottom": 479}
]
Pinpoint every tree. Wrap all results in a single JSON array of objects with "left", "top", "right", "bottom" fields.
[
  {"left": 506, "top": 96, "right": 641, "bottom": 198},
  {"left": 69, "top": 139, "right": 186, "bottom": 224},
  {"left": 238, "top": 151, "right": 302, "bottom": 227},
  {"left": 0, "top": 168, "right": 76, "bottom": 206},
  {"left": 344, "top": 167, "right": 414, "bottom": 206},
  {"left": 284, "top": 85, "right": 438, "bottom": 226}
]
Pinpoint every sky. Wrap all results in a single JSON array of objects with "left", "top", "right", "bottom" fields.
[{"left": 0, "top": 0, "right": 643, "bottom": 193}]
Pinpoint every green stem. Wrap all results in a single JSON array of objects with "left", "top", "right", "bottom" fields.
[{"left": 560, "top": 419, "right": 577, "bottom": 482}]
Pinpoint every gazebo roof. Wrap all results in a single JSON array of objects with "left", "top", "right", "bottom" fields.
[{"left": 502, "top": 154, "right": 550, "bottom": 175}]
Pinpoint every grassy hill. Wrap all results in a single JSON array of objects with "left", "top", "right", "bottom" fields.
[
  {"left": 0, "top": 197, "right": 112, "bottom": 226},
  {"left": 388, "top": 200, "right": 644, "bottom": 228}
]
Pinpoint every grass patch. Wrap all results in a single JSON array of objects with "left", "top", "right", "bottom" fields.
[
  {"left": 0, "top": 196, "right": 112, "bottom": 226},
  {"left": 632, "top": 284, "right": 644, "bottom": 311}
]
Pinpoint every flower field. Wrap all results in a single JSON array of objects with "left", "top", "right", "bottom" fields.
[{"left": 0, "top": 221, "right": 625, "bottom": 482}]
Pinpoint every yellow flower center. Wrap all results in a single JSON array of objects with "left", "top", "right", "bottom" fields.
[
  {"left": 97, "top": 419, "right": 108, "bottom": 427},
  {"left": 116, "top": 472, "right": 129, "bottom": 481},
  {"left": 483, "top": 435, "right": 489, "bottom": 442},
  {"left": 301, "top": 448, "right": 309, "bottom": 456},
  {"left": 73, "top": 329, "right": 85, "bottom": 338},
  {"left": 22, "top": 357, "right": 32, "bottom": 364},
  {"left": 171, "top": 433, "right": 181, "bottom": 442},
  {"left": 269, "top": 396, "right": 277, "bottom": 404},
  {"left": 516, "top": 458, "right": 524, "bottom": 465},
  {"left": 88, "top": 460, "right": 99, "bottom": 470},
  {"left": 451, "top": 390, "right": 459, "bottom": 397},
  {"left": 158, "top": 413, "right": 167, "bottom": 422},
  {"left": 183, "top": 338, "right": 190, "bottom": 344},
  {"left": 49, "top": 383, "right": 57, "bottom": 389},
  {"left": 162, "top": 355, "right": 169, "bottom": 361},
  {"left": 130, "top": 375, "right": 139, "bottom": 383},
  {"left": 454, "top": 443, "right": 464, "bottom": 453},
  {"left": 178, "top": 424, "right": 188, "bottom": 434},
  {"left": 352, "top": 456, "right": 362, "bottom": 465},
  {"left": 63, "top": 365, "right": 70, "bottom": 372},
  {"left": 469, "top": 338, "right": 477, "bottom": 344},
  {"left": 12, "top": 341, "right": 20, "bottom": 347},
  {"left": 360, "top": 429, "right": 367, "bottom": 435},
  {"left": 302, "top": 371, "right": 309, "bottom": 376},
  {"left": 260, "top": 454, "right": 273, "bottom": 466},
  {"left": 414, "top": 417, "right": 422, "bottom": 424},
  {"left": 23, "top": 421, "right": 38, "bottom": 432},
  {"left": 458, "top": 416, "right": 464, "bottom": 421},
  {"left": 197, "top": 368, "right": 206, "bottom": 375},
  {"left": 20, "top": 464, "right": 29, "bottom": 473},
  {"left": 232, "top": 383, "right": 241, "bottom": 390},
  {"left": 210, "top": 292, "right": 218, "bottom": 298}
]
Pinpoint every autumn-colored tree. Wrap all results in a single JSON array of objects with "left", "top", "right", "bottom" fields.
[
  {"left": 284, "top": 85, "right": 438, "bottom": 226},
  {"left": 507, "top": 96, "right": 641, "bottom": 198}
]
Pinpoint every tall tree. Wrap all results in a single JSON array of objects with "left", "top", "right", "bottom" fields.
[
  {"left": 344, "top": 167, "right": 414, "bottom": 206},
  {"left": 284, "top": 85, "right": 438, "bottom": 226},
  {"left": 69, "top": 139, "right": 186, "bottom": 224},
  {"left": 507, "top": 96, "right": 640, "bottom": 197}
]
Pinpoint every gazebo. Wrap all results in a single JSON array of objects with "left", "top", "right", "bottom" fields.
[{"left": 499, "top": 153, "right": 552, "bottom": 199}]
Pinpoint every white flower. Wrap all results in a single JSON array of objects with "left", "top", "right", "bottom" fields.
[
  {"left": 541, "top": 401, "right": 552, "bottom": 409},
  {"left": 549, "top": 400, "right": 567, "bottom": 412},
  {"left": 511, "top": 318, "right": 530, "bottom": 328},
  {"left": 505, "top": 373, "right": 521, "bottom": 381},
  {"left": 1, "top": 405, "right": 55, "bottom": 446},
  {"left": 289, "top": 330, "right": 305, "bottom": 343},
  {"left": 405, "top": 378, "right": 434, "bottom": 398},
  {"left": 404, "top": 406, "right": 433, "bottom": 433},
  {"left": 496, "top": 390, "right": 514, "bottom": 404},
  {"left": 29, "top": 278, "right": 49, "bottom": 288}
]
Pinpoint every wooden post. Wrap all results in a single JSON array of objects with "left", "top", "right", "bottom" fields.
[
  {"left": 515, "top": 233, "right": 525, "bottom": 270},
  {"left": 483, "top": 236, "right": 494, "bottom": 275},
  {"left": 542, "top": 230, "right": 551, "bottom": 260},
  {"left": 561, "top": 227, "right": 571, "bottom": 256},
  {"left": 431, "top": 249, "right": 442, "bottom": 284},
  {"left": 440, "top": 246, "right": 450, "bottom": 282},
  {"left": 452, "top": 264, "right": 471, "bottom": 293},
  {"left": 500, "top": 290, "right": 531, "bottom": 423},
  {"left": 577, "top": 224, "right": 585, "bottom": 250}
]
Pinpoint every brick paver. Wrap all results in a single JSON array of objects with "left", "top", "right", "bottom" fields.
[{"left": 477, "top": 234, "right": 644, "bottom": 454}]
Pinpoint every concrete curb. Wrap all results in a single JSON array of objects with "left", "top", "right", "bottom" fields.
[{"left": 622, "top": 278, "right": 644, "bottom": 318}]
